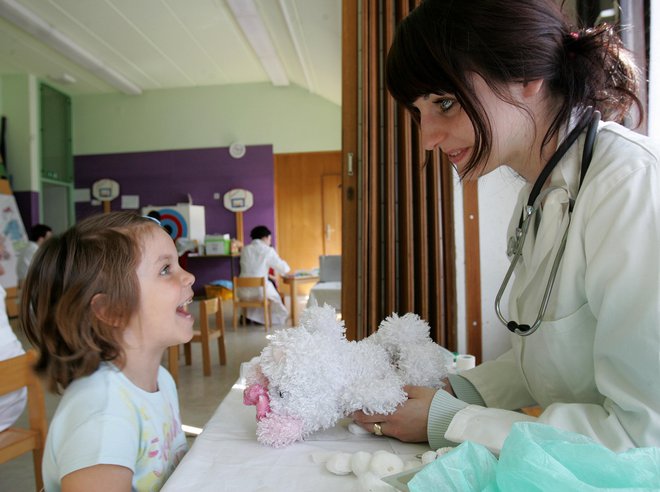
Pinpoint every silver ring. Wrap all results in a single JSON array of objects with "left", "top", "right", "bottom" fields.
[{"left": 373, "top": 423, "right": 383, "bottom": 436}]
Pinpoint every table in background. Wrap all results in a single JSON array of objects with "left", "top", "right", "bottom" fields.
[
  {"left": 162, "top": 376, "right": 429, "bottom": 492},
  {"left": 281, "top": 274, "right": 319, "bottom": 326}
]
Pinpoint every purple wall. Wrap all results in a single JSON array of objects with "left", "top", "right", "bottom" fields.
[
  {"left": 14, "top": 190, "right": 39, "bottom": 231},
  {"left": 74, "top": 145, "right": 275, "bottom": 295}
]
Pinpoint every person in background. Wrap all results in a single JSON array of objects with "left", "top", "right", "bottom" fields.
[
  {"left": 239, "top": 225, "right": 291, "bottom": 326},
  {"left": 16, "top": 223, "right": 52, "bottom": 287},
  {"left": 20, "top": 212, "right": 194, "bottom": 491},
  {"left": 353, "top": 0, "right": 659, "bottom": 453},
  {"left": 0, "top": 237, "right": 26, "bottom": 432}
]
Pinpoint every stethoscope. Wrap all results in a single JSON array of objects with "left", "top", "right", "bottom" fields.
[{"left": 495, "top": 107, "right": 601, "bottom": 336}]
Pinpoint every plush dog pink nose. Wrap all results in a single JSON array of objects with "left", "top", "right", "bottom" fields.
[
  {"left": 256, "top": 393, "right": 270, "bottom": 420},
  {"left": 244, "top": 383, "right": 267, "bottom": 405},
  {"left": 244, "top": 383, "right": 271, "bottom": 420}
]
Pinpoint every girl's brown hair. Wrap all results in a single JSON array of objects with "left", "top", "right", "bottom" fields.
[
  {"left": 386, "top": 0, "right": 641, "bottom": 178},
  {"left": 19, "top": 211, "right": 160, "bottom": 393}
]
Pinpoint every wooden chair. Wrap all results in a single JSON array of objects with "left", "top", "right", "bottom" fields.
[
  {"left": 0, "top": 350, "right": 47, "bottom": 492},
  {"left": 183, "top": 297, "right": 227, "bottom": 377},
  {"left": 232, "top": 276, "right": 270, "bottom": 331}
]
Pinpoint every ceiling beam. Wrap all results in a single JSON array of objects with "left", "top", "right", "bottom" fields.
[
  {"left": 226, "top": 0, "right": 289, "bottom": 87},
  {"left": 0, "top": 0, "right": 142, "bottom": 95},
  {"left": 279, "top": 0, "right": 313, "bottom": 92}
]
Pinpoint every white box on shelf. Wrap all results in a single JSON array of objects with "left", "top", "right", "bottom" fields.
[{"left": 141, "top": 203, "right": 206, "bottom": 243}]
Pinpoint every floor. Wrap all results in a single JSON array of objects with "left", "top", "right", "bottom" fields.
[{"left": 0, "top": 296, "right": 302, "bottom": 491}]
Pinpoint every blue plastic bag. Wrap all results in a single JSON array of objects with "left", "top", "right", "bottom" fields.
[
  {"left": 408, "top": 441, "right": 497, "bottom": 492},
  {"left": 409, "top": 422, "right": 660, "bottom": 492},
  {"left": 496, "top": 422, "right": 660, "bottom": 491}
]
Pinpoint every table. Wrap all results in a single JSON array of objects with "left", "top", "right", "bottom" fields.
[
  {"left": 307, "top": 281, "right": 342, "bottom": 313},
  {"left": 162, "top": 375, "right": 429, "bottom": 492},
  {"left": 281, "top": 274, "right": 319, "bottom": 326}
]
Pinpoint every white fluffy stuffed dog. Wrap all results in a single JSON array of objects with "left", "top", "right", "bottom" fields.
[{"left": 243, "top": 304, "right": 454, "bottom": 447}]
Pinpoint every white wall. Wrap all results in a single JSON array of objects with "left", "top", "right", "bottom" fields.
[
  {"left": 453, "top": 169, "right": 524, "bottom": 361},
  {"left": 649, "top": 1, "right": 660, "bottom": 140}
]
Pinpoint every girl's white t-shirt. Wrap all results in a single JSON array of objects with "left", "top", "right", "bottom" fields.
[{"left": 43, "top": 362, "right": 187, "bottom": 491}]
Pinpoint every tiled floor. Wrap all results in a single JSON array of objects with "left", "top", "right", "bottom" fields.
[{"left": 0, "top": 297, "right": 299, "bottom": 491}]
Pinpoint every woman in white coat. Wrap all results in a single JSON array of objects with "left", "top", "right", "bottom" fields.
[
  {"left": 353, "top": 0, "right": 659, "bottom": 453},
  {"left": 0, "top": 242, "right": 26, "bottom": 432},
  {"left": 239, "top": 225, "right": 291, "bottom": 326}
]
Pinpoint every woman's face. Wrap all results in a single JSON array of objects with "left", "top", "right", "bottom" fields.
[{"left": 412, "top": 74, "right": 536, "bottom": 179}]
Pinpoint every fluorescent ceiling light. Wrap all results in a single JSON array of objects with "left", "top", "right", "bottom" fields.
[
  {"left": 0, "top": 0, "right": 142, "bottom": 95},
  {"left": 226, "top": 0, "right": 289, "bottom": 86},
  {"left": 279, "top": 0, "right": 313, "bottom": 92}
]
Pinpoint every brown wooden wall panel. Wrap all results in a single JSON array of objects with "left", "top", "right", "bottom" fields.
[
  {"left": 341, "top": 0, "right": 458, "bottom": 349},
  {"left": 274, "top": 151, "right": 342, "bottom": 290},
  {"left": 342, "top": 0, "right": 359, "bottom": 340},
  {"left": 462, "top": 180, "right": 482, "bottom": 363}
]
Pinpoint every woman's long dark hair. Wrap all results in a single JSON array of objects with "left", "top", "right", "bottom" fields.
[{"left": 386, "top": 0, "right": 641, "bottom": 178}]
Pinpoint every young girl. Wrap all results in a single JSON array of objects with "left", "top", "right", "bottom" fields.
[
  {"left": 20, "top": 211, "right": 195, "bottom": 491},
  {"left": 353, "top": 0, "right": 660, "bottom": 453}
]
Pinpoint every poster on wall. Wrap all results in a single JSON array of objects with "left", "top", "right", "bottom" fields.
[{"left": 0, "top": 180, "right": 28, "bottom": 289}]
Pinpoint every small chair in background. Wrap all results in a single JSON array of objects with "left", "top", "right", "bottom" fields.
[
  {"left": 183, "top": 297, "right": 227, "bottom": 377},
  {"left": 232, "top": 277, "right": 270, "bottom": 331},
  {"left": 0, "top": 350, "right": 48, "bottom": 492}
]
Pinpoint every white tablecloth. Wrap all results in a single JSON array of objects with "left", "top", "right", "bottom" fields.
[
  {"left": 307, "top": 281, "right": 342, "bottom": 312},
  {"left": 163, "top": 378, "right": 429, "bottom": 491}
]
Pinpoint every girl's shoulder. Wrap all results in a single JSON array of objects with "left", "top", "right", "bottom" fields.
[
  {"left": 56, "top": 364, "right": 178, "bottom": 424},
  {"left": 59, "top": 363, "right": 129, "bottom": 407}
]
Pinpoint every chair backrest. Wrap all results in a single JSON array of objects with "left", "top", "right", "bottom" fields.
[
  {"left": 0, "top": 349, "right": 47, "bottom": 491},
  {"left": 233, "top": 276, "right": 267, "bottom": 300},
  {"left": 200, "top": 297, "right": 220, "bottom": 330},
  {"left": 319, "top": 255, "right": 342, "bottom": 282},
  {"left": 232, "top": 277, "right": 271, "bottom": 330}
]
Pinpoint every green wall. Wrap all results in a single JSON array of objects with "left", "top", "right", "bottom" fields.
[
  {"left": 0, "top": 74, "right": 39, "bottom": 191},
  {"left": 73, "top": 82, "right": 341, "bottom": 156},
  {"left": 0, "top": 77, "right": 341, "bottom": 192}
]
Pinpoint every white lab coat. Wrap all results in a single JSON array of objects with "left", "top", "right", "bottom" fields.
[
  {"left": 444, "top": 121, "right": 660, "bottom": 453},
  {"left": 0, "top": 286, "right": 27, "bottom": 432},
  {"left": 239, "top": 239, "right": 291, "bottom": 326},
  {"left": 16, "top": 241, "right": 38, "bottom": 284}
]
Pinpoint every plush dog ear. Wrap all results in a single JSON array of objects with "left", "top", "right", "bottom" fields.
[{"left": 299, "top": 304, "right": 345, "bottom": 338}]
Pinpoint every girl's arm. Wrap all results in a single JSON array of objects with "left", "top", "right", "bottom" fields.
[{"left": 61, "top": 464, "right": 133, "bottom": 492}]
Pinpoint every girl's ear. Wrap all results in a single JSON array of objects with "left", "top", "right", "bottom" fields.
[{"left": 91, "top": 293, "right": 118, "bottom": 326}]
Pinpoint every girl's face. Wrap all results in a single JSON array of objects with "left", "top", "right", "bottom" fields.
[
  {"left": 412, "top": 74, "right": 537, "bottom": 179},
  {"left": 126, "top": 227, "right": 195, "bottom": 352}
]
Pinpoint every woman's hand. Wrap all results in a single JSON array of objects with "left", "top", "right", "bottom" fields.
[{"left": 351, "top": 385, "right": 438, "bottom": 443}]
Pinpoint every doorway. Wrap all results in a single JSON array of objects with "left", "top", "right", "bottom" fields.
[
  {"left": 322, "top": 173, "right": 342, "bottom": 255},
  {"left": 41, "top": 181, "right": 72, "bottom": 234},
  {"left": 274, "top": 150, "right": 342, "bottom": 301}
]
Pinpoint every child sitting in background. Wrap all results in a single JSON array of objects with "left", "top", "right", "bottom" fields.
[{"left": 20, "top": 211, "right": 195, "bottom": 491}]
